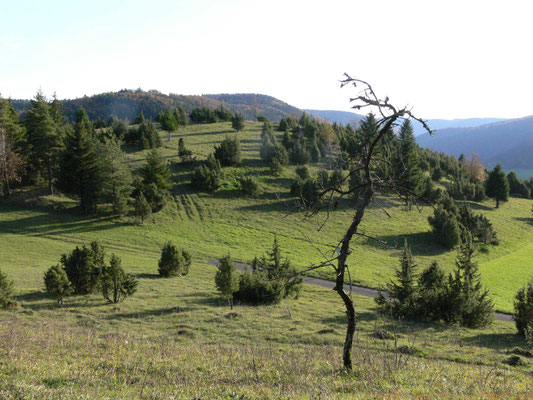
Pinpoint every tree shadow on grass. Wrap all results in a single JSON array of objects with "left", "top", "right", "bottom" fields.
[
  {"left": 321, "top": 312, "right": 376, "bottom": 326},
  {"left": 106, "top": 306, "right": 191, "bottom": 320},
  {"left": 462, "top": 201, "right": 494, "bottom": 211},
  {"left": 369, "top": 232, "right": 448, "bottom": 257},
  {"left": 514, "top": 217, "right": 533, "bottom": 226},
  {"left": 0, "top": 205, "right": 134, "bottom": 237},
  {"left": 19, "top": 294, "right": 104, "bottom": 311},
  {"left": 462, "top": 333, "right": 525, "bottom": 350},
  {"left": 133, "top": 273, "right": 160, "bottom": 280},
  {"left": 178, "top": 128, "right": 235, "bottom": 138}
]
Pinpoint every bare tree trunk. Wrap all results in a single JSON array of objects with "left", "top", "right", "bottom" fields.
[
  {"left": 335, "top": 186, "right": 373, "bottom": 370},
  {"left": 3, "top": 166, "right": 10, "bottom": 197},
  {"left": 47, "top": 158, "right": 54, "bottom": 195}
]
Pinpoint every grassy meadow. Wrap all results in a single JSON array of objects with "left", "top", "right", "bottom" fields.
[{"left": 1, "top": 121, "right": 533, "bottom": 398}]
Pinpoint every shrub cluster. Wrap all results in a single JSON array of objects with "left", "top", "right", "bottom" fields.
[
  {"left": 191, "top": 154, "right": 222, "bottom": 192},
  {"left": 514, "top": 280, "right": 533, "bottom": 343},
  {"left": 158, "top": 242, "right": 192, "bottom": 278},
  {"left": 376, "top": 239, "right": 493, "bottom": 328},
  {"left": 44, "top": 242, "right": 137, "bottom": 304},
  {"left": 0, "top": 269, "right": 17, "bottom": 309}
]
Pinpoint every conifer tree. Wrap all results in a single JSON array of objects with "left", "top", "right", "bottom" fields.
[
  {"left": 43, "top": 264, "right": 72, "bottom": 306},
  {"left": 159, "top": 109, "right": 178, "bottom": 142},
  {"left": 0, "top": 269, "right": 16, "bottom": 309},
  {"left": 134, "top": 191, "right": 151, "bottom": 222},
  {"left": 215, "top": 254, "right": 239, "bottom": 309},
  {"left": 393, "top": 119, "right": 422, "bottom": 207},
  {"left": 485, "top": 164, "right": 509, "bottom": 208},
  {"left": 450, "top": 238, "right": 493, "bottom": 328},
  {"left": 231, "top": 113, "right": 245, "bottom": 131},
  {"left": 100, "top": 139, "right": 132, "bottom": 216},
  {"left": 100, "top": 254, "right": 137, "bottom": 303},
  {"left": 0, "top": 98, "right": 24, "bottom": 196},
  {"left": 57, "top": 109, "right": 102, "bottom": 213},
  {"left": 141, "top": 149, "right": 171, "bottom": 191},
  {"left": 178, "top": 107, "right": 189, "bottom": 126},
  {"left": 25, "top": 91, "right": 62, "bottom": 193}
]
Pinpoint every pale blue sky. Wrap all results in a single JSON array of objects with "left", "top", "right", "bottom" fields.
[{"left": 2, "top": 0, "right": 533, "bottom": 119}]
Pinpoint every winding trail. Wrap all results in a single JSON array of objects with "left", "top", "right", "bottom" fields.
[{"left": 207, "top": 260, "right": 514, "bottom": 323}]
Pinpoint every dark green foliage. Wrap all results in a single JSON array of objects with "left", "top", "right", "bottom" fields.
[
  {"left": 393, "top": 120, "right": 422, "bottom": 204},
  {"left": 0, "top": 97, "right": 25, "bottom": 196},
  {"left": 140, "top": 149, "right": 170, "bottom": 211},
  {"left": 289, "top": 141, "right": 311, "bottom": 165},
  {"left": 43, "top": 264, "right": 72, "bottom": 305},
  {"left": 215, "top": 254, "right": 240, "bottom": 308},
  {"left": 514, "top": 280, "right": 533, "bottom": 338},
  {"left": 234, "top": 237, "right": 303, "bottom": 305},
  {"left": 376, "top": 241, "right": 417, "bottom": 317},
  {"left": 60, "top": 241, "right": 105, "bottom": 295},
  {"left": 507, "top": 171, "right": 530, "bottom": 198},
  {"left": 239, "top": 176, "right": 262, "bottom": 197},
  {"left": 214, "top": 135, "right": 241, "bottom": 166},
  {"left": 57, "top": 109, "right": 103, "bottom": 213},
  {"left": 269, "top": 159, "right": 283, "bottom": 176},
  {"left": 278, "top": 116, "right": 297, "bottom": 132},
  {"left": 215, "top": 106, "right": 233, "bottom": 122},
  {"left": 256, "top": 115, "right": 268, "bottom": 122},
  {"left": 191, "top": 154, "right": 221, "bottom": 192},
  {"left": 100, "top": 254, "right": 137, "bottom": 303},
  {"left": 448, "top": 239, "right": 494, "bottom": 328},
  {"left": 416, "top": 262, "right": 450, "bottom": 322},
  {"left": 138, "top": 119, "right": 161, "bottom": 149},
  {"left": 178, "top": 138, "right": 193, "bottom": 163},
  {"left": 159, "top": 109, "right": 178, "bottom": 142},
  {"left": 189, "top": 107, "right": 217, "bottom": 124},
  {"left": 0, "top": 269, "right": 17, "bottom": 309},
  {"left": 134, "top": 191, "right": 151, "bottom": 222},
  {"left": 377, "top": 240, "right": 493, "bottom": 328},
  {"left": 133, "top": 112, "right": 145, "bottom": 124},
  {"left": 458, "top": 205, "right": 499, "bottom": 245},
  {"left": 158, "top": 242, "right": 192, "bottom": 278},
  {"left": 178, "top": 107, "right": 189, "bottom": 126},
  {"left": 428, "top": 206, "right": 461, "bottom": 249},
  {"left": 25, "top": 91, "right": 63, "bottom": 193},
  {"left": 295, "top": 166, "right": 310, "bottom": 180},
  {"left": 100, "top": 139, "right": 132, "bottom": 216},
  {"left": 328, "top": 169, "right": 345, "bottom": 189},
  {"left": 485, "top": 164, "right": 509, "bottom": 208},
  {"left": 110, "top": 118, "right": 128, "bottom": 140}
]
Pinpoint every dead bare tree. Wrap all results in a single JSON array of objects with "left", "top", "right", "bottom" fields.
[{"left": 304, "top": 75, "right": 433, "bottom": 370}]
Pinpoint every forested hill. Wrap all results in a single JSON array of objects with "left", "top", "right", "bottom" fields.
[
  {"left": 11, "top": 90, "right": 304, "bottom": 122},
  {"left": 417, "top": 115, "right": 533, "bottom": 170}
]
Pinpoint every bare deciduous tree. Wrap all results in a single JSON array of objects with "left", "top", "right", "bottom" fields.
[{"left": 303, "top": 75, "right": 433, "bottom": 370}]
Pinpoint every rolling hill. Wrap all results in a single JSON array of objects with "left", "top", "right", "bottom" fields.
[
  {"left": 11, "top": 90, "right": 305, "bottom": 123},
  {"left": 417, "top": 115, "right": 533, "bottom": 170}
]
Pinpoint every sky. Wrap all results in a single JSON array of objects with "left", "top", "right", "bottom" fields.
[{"left": 1, "top": 0, "right": 533, "bottom": 119}]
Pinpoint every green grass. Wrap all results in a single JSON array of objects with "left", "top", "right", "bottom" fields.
[
  {"left": 1, "top": 121, "right": 533, "bottom": 397},
  {"left": 2, "top": 121, "right": 532, "bottom": 312}
]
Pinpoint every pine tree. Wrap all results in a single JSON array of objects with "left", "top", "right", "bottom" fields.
[
  {"left": 215, "top": 254, "right": 240, "bottom": 309},
  {"left": 393, "top": 119, "right": 422, "bottom": 207},
  {"left": 100, "top": 254, "right": 137, "bottom": 303},
  {"left": 43, "top": 264, "right": 72, "bottom": 306},
  {"left": 25, "top": 91, "right": 62, "bottom": 194},
  {"left": 451, "top": 239, "right": 494, "bottom": 328},
  {"left": 134, "top": 191, "right": 151, "bottom": 222},
  {"left": 100, "top": 139, "right": 132, "bottom": 216},
  {"left": 485, "top": 164, "right": 509, "bottom": 208},
  {"left": 141, "top": 149, "right": 171, "bottom": 191},
  {"left": 159, "top": 109, "right": 178, "bottom": 142},
  {"left": 158, "top": 242, "right": 192, "bottom": 277},
  {"left": 380, "top": 240, "right": 417, "bottom": 317},
  {"left": 231, "top": 113, "right": 245, "bottom": 131},
  {"left": 178, "top": 107, "right": 189, "bottom": 126},
  {"left": 0, "top": 98, "right": 24, "bottom": 196},
  {"left": 214, "top": 135, "right": 241, "bottom": 166},
  {"left": 0, "top": 269, "right": 16, "bottom": 309},
  {"left": 57, "top": 109, "right": 102, "bottom": 213}
]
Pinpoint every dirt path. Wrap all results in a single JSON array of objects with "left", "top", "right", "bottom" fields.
[{"left": 207, "top": 260, "right": 514, "bottom": 323}]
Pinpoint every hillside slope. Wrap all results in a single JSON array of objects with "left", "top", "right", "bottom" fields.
[
  {"left": 11, "top": 91, "right": 305, "bottom": 122},
  {"left": 417, "top": 115, "right": 533, "bottom": 169}
]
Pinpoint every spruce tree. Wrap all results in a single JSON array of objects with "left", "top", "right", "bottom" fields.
[
  {"left": 514, "top": 280, "right": 533, "bottom": 338},
  {"left": 215, "top": 254, "right": 240, "bottom": 309},
  {"left": 0, "top": 98, "right": 24, "bottom": 196},
  {"left": 485, "top": 164, "right": 509, "bottom": 208},
  {"left": 0, "top": 269, "right": 16, "bottom": 309},
  {"left": 134, "top": 191, "right": 151, "bottom": 222},
  {"left": 231, "top": 113, "right": 245, "bottom": 131},
  {"left": 100, "top": 254, "right": 137, "bottom": 303},
  {"left": 158, "top": 242, "right": 192, "bottom": 277},
  {"left": 100, "top": 139, "right": 132, "bottom": 216},
  {"left": 451, "top": 239, "right": 494, "bottom": 328},
  {"left": 214, "top": 135, "right": 241, "bottom": 166},
  {"left": 25, "top": 91, "right": 62, "bottom": 194},
  {"left": 58, "top": 109, "right": 102, "bottom": 213},
  {"left": 393, "top": 119, "right": 422, "bottom": 207},
  {"left": 43, "top": 264, "right": 72, "bottom": 305},
  {"left": 159, "top": 109, "right": 178, "bottom": 142},
  {"left": 141, "top": 149, "right": 171, "bottom": 207}
]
